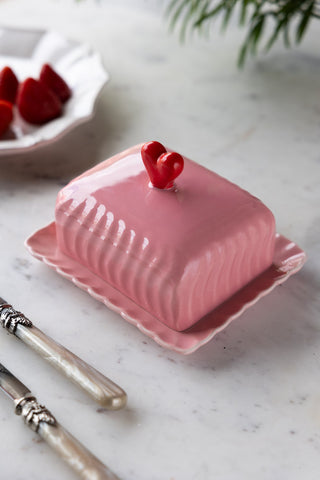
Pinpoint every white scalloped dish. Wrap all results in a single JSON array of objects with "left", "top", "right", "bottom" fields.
[
  {"left": 0, "top": 26, "right": 108, "bottom": 154},
  {"left": 26, "top": 224, "right": 306, "bottom": 354}
]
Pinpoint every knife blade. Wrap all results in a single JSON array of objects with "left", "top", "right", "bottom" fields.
[
  {"left": 0, "top": 298, "right": 126, "bottom": 409},
  {"left": 0, "top": 361, "right": 120, "bottom": 480}
]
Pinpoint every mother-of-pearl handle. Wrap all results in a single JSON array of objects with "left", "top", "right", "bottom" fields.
[
  {"left": 38, "top": 419, "right": 120, "bottom": 480},
  {"left": 0, "top": 299, "right": 127, "bottom": 409},
  {"left": 14, "top": 394, "right": 120, "bottom": 480}
]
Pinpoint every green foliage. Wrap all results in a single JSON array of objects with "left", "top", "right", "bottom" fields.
[{"left": 167, "top": 0, "right": 320, "bottom": 66}]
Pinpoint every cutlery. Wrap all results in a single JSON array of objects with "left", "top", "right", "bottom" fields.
[
  {"left": 0, "top": 361, "right": 120, "bottom": 480},
  {"left": 0, "top": 298, "right": 126, "bottom": 409}
]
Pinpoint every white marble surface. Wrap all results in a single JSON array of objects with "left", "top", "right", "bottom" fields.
[{"left": 0, "top": 1, "right": 320, "bottom": 479}]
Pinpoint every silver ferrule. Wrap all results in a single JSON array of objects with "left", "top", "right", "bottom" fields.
[
  {"left": 15, "top": 396, "right": 56, "bottom": 432},
  {"left": 0, "top": 302, "right": 33, "bottom": 334}
]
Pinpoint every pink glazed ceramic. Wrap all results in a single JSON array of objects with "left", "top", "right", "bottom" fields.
[{"left": 26, "top": 143, "right": 306, "bottom": 353}]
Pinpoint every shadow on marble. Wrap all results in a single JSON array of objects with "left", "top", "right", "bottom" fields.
[
  {"left": 255, "top": 51, "right": 320, "bottom": 74},
  {"left": 95, "top": 405, "right": 140, "bottom": 428},
  {"left": 246, "top": 51, "right": 320, "bottom": 107},
  {"left": 182, "top": 265, "right": 318, "bottom": 370}
]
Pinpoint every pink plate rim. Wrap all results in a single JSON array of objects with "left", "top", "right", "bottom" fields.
[{"left": 25, "top": 223, "right": 306, "bottom": 354}]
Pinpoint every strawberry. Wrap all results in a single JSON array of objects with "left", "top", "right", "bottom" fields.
[
  {"left": 39, "top": 63, "right": 71, "bottom": 103},
  {"left": 17, "top": 78, "right": 62, "bottom": 125},
  {"left": 0, "top": 66, "right": 19, "bottom": 103},
  {"left": 0, "top": 100, "right": 13, "bottom": 136}
]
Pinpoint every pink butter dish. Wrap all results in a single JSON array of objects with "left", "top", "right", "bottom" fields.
[{"left": 25, "top": 142, "right": 306, "bottom": 354}]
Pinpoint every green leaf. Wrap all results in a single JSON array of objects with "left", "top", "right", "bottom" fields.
[
  {"left": 283, "top": 18, "right": 291, "bottom": 47},
  {"left": 221, "top": 2, "right": 235, "bottom": 31},
  {"left": 194, "top": 0, "right": 211, "bottom": 32},
  {"left": 166, "top": 0, "right": 182, "bottom": 18},
  {"left": 264, "top": 16, "right": 286, "bottom": 52},
  {"left": 168, "top": 0, "right": 190, "bottom": 32},
  {"left": 180, "top": 0, "right": 202, "bottom": 40},
  {"left": 296, "top": 1, "right": 314, "bottom": 43},
  {"left": 239, "top": 0, "right": 249, "bottom": 26},
  {"left": 249, "top": 15, "right": 265, "bottom": 54},
  {"left": 165, "top": 0, "right": 319, "bottom": 68},
  {"left": 238, "top": 42, "right": 248, "bottom": 68},
  {"left": 194, "top": 3, "right": 225, "bottom": 28}
]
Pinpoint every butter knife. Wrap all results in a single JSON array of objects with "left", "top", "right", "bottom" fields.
[
  {"left": 0, "top": 361, "right": 120, "bottom": 480},
  {"left": 0, "top": 298, "right": 126, "bottom": 409}
]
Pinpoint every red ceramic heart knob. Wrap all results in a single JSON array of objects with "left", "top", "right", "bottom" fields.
[{"left": 141, "top": 141, "right": 184, "bottom": 189}]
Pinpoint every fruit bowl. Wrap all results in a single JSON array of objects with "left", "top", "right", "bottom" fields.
[{"left": 0, "top": 26, "right": 108, "bottom": 155}]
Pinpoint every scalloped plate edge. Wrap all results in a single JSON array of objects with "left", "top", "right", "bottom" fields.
[
  {"left": 25, "top": 223, "right": 306, "bottom": 354},
  {"left": 0, "top": 28, "right": 108, "bottom": 155}
]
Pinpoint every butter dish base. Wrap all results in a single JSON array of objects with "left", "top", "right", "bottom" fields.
[{"left": 25, "top": 223, "right": 306, "bottom": 354}]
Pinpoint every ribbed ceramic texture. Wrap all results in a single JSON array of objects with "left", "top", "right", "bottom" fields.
[
  {"left": 55, "top": 197, "right": 175, "bottom": 326},
  {"left": 55, "top": 194, "right": 275, "bottom": 331},
  {"left": 25, "top": 225, "right": 306, "bottom": 354}
]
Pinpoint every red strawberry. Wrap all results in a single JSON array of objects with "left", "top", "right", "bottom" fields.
[
  {"left": 0, "top": 66, "right": 19, "bottom": 103},
  {"left": 17, "top": 78, "right": 62, "bottom": 125},
  {"left": 0, "top": 100, "right": 13, "bottom": 136},
  {"left": 39, "top": 63, "right": 71, "bottom": 103}
]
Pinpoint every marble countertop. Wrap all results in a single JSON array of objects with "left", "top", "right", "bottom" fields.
[{"left": 0, "top": 1, "right": 319, "bottom": 479}]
